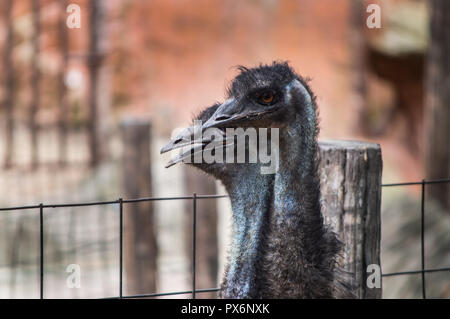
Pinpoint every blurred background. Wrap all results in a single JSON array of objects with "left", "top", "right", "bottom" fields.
[{"left": 0, "top": 0, "right": 448, "bottom": 298}]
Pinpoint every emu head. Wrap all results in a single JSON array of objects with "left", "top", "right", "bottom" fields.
[{"left": 160, "top": 62, "right": 317, "bottom": 177}]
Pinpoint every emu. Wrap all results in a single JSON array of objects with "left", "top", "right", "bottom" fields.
[{"left": 161, "top": 62, "right": 354, "bottom": 298}]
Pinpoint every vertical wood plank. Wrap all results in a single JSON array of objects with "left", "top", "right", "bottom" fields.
[
  {"left": 2, "top": 0, "right": 14, "bottom": 168},
  {"left": 121, "top": 118, "right": 157, "bottom": 296},
  {"left": 58, "top": 0, "right": 69, "bottom": 166},
  {"left": 88, "top": 0, "right": 109, "bottom": 167},
  {"left": 29, "top": 0, "right": 40, "bottom": 168},
  {"left": 425, "top": 0, "right": 450, "bottom": 211}
]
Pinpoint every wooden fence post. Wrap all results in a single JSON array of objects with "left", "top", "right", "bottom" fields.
[
  {"left": 120, "top": 118, "right": 157, "bottom": 295},
  {"left": 318, "top": 140, "right": 382, "bottom": 299},
  {"left": 184, "top": 167, "right": 218, "bottom": 298}
]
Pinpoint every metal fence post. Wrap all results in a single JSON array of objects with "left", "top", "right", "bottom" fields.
[
  {"left": 119, "top": 198, "right": 123, "bottom": 299},
  {"left": 184, "top": 168, "right": 218, "bottom": 299},
  {"left": 39, "top": 203, "right": 44, "bottom": 299},
  {"left": 421, "top": 179, "right": 426, "bottom": 299},
  {"left": 192, "top": 193, "right": 197, "bottom": 299}
]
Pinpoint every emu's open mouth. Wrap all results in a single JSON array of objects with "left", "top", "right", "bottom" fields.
[{"left": 160, "top": 126, "right": 234, "bottom": 168}]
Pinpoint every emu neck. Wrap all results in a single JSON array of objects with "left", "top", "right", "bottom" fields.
[
  {"left": 220, "top": 163, "right": 274, "bottom": 298},
  {"left": 264, "top": 118, "right": 335, "bottom": 298},
  {"left": 220, "top": 114, "right": 335, "bottom": 298},
  {"left": 274, "top": 124, "right": 322, "bottom": 231}
]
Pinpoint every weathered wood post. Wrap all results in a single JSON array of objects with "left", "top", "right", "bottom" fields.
[
  {"left": 121, "top": 118, "right": 157, "bottom": 295},
  {"left": 184, "top": 167, "right": 218, "bottom": 298},
  {"left": 318, "top": 140, "right": 382, "bottom": 299}
]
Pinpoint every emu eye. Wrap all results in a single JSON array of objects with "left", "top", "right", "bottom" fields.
[{"left": 259, "top": 91, "right": 275, "bottom": 105}]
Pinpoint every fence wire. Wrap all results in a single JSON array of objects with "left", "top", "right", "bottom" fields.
[{"left": 0, "top": 179, "right": 449, "bottom": 299}]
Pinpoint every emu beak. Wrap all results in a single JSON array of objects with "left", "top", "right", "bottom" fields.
[
  {"left": 202, "top": 98, "right": 246, "bottom": 130},
  {"left": 160, "top": 123, "right": 233, "bottom": 168},
  {"left": 160, "top": 126, "right": 200, "bottom": 154},
  {"left": 160, "top": 124, "right": 205, "bottom": 168},
  {"left": 160, "top": 98, "right": 246, "bottom": 168},
  {"left": 202, "top": 98, "right": 277, "bottom": 130},
  {"left": 164, "top": 143, "right": 205, "bottom": 168}
]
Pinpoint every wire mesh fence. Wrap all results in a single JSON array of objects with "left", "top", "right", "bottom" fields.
[{"left": 0, "top": 178, "right": 449, "bottom": 299}]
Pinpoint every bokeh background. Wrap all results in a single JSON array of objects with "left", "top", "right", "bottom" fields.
[{"left": 0, "top": 0, "right": 448, "bottom": 298}]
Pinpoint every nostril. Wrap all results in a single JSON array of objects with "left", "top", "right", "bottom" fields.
[
  {"left": 215, "top": 115, "right": 231, "bottom": 121},
  {"left": 174, "top": 138, "right": 182, "bottom": 144}
]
